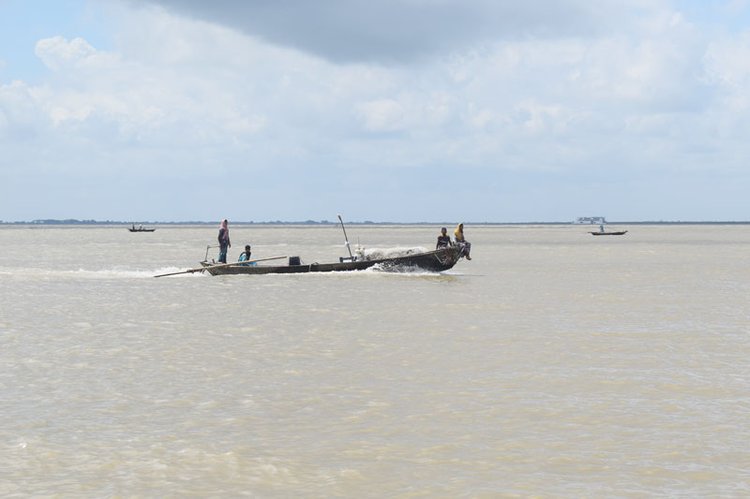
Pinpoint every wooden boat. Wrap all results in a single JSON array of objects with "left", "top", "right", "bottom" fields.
[
  {"left": 128, "top": 225, "right": 155, "bottom": 232},
  {"left": 589, "top": 230, "right": 627, "bottom": 236},
  {"left": 153, "top": 217, "right": 468, "bottom": 279},
  {"left": 199, "top": 245, "right": 464, "bottom": 276}
]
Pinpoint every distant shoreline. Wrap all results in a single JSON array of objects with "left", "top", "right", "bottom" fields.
[{"left": 2, "top": 220, "right": 750, "bottom": 226}]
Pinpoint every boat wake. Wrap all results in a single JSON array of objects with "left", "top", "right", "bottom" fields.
[
  {"left": 65, "top": 268, "right": 170, "bottom": 279},
  {"left": 1, "top": 267, "right": 204, "bottom": 280},
  {"left": 359, "top": 266, "right": 463, "bottom": 281},
  {"left": 366, "top": 264, "right": 442, "bottom": 275},
  {"left": 357, "top": 246, "right": 428, "bottom": 261}
]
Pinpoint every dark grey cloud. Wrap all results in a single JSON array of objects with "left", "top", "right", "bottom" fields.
[{"left": 133, "top": 0, "right": 625, "bottom": 63}]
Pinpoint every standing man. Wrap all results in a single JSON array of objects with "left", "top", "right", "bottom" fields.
[{"left": 218, "top": 219, "right": 231, "bottom": 263}]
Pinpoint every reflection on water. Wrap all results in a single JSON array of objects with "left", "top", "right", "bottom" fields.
[{"left": 1, "top": 225, "right": 749, "bottom": 496}]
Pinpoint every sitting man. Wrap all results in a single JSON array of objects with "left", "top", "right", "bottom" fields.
[
  {"left": 238, "top": 244, "right": 257, "bottom": 266},
  {"left": 454, "top": 223, "right": 472, "bottom": 260},
  {"left": 436, "top": 227, "right": 451, "bottom": 249}
]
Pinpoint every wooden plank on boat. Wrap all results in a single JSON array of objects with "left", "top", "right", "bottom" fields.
[{"left": 154, "top": 255, "right": 288, "bottom": 277}]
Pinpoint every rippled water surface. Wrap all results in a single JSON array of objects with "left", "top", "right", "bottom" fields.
[{"left": 1, "top": 224, "right": 749, "bottom": 496}]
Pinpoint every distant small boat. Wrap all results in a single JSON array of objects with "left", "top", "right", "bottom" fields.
[
  {"left": 128, "top": 225, "right": 155, "bottom": 232},
  {"left": 589, "top": 224, "right": 627, "bottom": 236},
  {"left": 590, "top": 230, "right": 627, "bottom": 236}
]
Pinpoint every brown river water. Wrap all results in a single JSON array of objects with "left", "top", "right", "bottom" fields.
[{"left": 1, "top": 224, "right": 748, "bottom": 496}]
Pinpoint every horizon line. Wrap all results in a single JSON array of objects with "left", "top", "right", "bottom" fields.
[{"left": 3, "top": 219, "right": 750, "bottom": 226}]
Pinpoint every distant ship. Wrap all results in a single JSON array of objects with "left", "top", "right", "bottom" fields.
[{"left": 574, "top": 216, "right": 606, "bottom": 225}]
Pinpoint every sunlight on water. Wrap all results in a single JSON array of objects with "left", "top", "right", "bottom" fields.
[{"left": 1, "top": 224, "right": 749, "bottom": 496}]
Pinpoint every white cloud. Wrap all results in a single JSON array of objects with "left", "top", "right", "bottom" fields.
[
  {"left": 356, "top": 99, "right": 406, "bottom": 132},
  {"left": 34, "top": 36, "right": 115, "bottom": 70},
  {"left": 2, "top": 0, "right": 750, "bottom": 221},
  {"left": 0, "top": 80, "right": 49, "bottom": 134},
  {"left": 5, "top": 4, "right": 720, "bottom": 160},
  {"left": 705, "top": 32, "right": 750, "bottom": 91}
]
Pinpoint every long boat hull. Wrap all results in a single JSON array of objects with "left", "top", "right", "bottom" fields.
[
  {"left": 200, "top": 245, "right": 463, "bottom": 275},
  {"left": 128, "top": 228, "right": 156, "bottom": 232},
  {"left": 590, "top": 231, "right": 627, "bottom": 236}
]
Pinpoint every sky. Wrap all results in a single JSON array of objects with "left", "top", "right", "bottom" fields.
[{"left": 1, "top": 0, "right": 750, "bottom": 223}]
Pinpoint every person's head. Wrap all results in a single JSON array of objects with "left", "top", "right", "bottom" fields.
[
  {"left": 245, "top": 244, "right": 251, "bottom": 253},
  {"left": 441, "top": 227, "right": 447, "bottom": 235}
]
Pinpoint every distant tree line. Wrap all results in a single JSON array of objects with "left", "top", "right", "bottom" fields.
[
  {"left": 1, "top": 219, "right": 344, "bottom": 225},
  {"left": 2, "top": 219, "right": 749, "bottom": 225}
]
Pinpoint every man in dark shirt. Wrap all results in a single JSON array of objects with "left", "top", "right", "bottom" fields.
[{"left": 436, "top": 227, "right": 451, "bottom": 249}]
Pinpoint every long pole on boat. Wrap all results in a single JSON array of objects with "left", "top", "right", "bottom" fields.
[
  {"left": 153, "top": 255, "right": 288, "bottom": 278},
  {"left": 337, "top": 214, "right": 354, "bottom": 260},
  {"left": 204, "top": 245, "right": 219, "bottom": 261}
]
